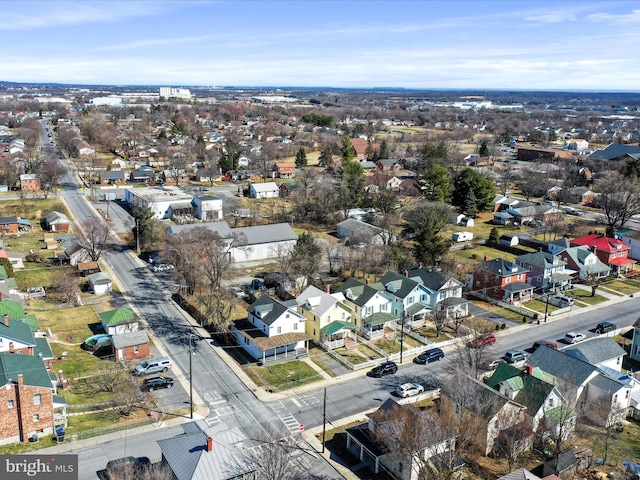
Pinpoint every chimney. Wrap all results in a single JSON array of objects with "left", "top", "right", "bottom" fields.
[
  {"left": 484, "top": 255, "right": 490, "bottom": 262},
  {"left": 419, "top": 263, "right": 423, "bottom": 268},
  {"left": 206, "top": 437, "right": 213, "bottom": 452},
  {"left": 404, "top": 270, "right": 408, "bottom": 278},
  {"left": 8, "top": 342, "right": 14, "bottom": 353},
  {"left": 17, "top": 374, "right": 23, "bottom": 386},
  {"left": 528, "top": 365, "right": 534, "bottom": 376},
  {"left": 326, "top": 285, "right": 330, "bottom": 294},
  {"left": 365, "top": 278, "right": 370, "bottom": 285},
  {"left": 2, "top": 314, "right": 8, "bottom": 327}
]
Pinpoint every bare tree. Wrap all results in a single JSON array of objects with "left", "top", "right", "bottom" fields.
[
  {"left": 93, "top": 362, "right": 129, "bottom": 393},
  {"left": 581, "top": 394, "right": 620, "bottom": 466},
  {"left": 40, "top": 156, "right": 65, "bottom": 199},
  {"left": 51, "top": 269, "right": 79, "bottom": 304},
  {"left": 236, "top": 428, "right": 311, "bottom": 480},
  {"left": 594, "top": 172, "right": 640, "bottom": 236},
  {"left": 493, "top": 415, "right": 533, "bottom": 472},
  {"left": 76, "top": 217, "right": 112, "bottom": 261},
  {"left": 109, "top": 377, "right": 147, "bottom": 418}
]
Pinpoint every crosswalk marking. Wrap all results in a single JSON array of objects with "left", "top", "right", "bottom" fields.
[
  {"left": 279, "top": 414, "right": 300, "bottom": 433},
  {"left": 291, "top": 397, "right": 302, "bottom": 407}
]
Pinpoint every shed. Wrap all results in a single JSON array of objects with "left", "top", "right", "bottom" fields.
[
  {"left": 111, "top": 330, "right": 149, "bottom": 361},
  {"left": 99, "top": 308, "right": 138, "bottom": 335},
  {"left": 77, "top": 261, "right": 100, "bottom": 276},
  {"left": 500, "top": 235, "right": 519, "bottom": 247},
  {"left": 88, "top": 272, "right": 112, "bottom": 295}
]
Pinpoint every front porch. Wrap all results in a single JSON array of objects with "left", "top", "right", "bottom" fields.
[
  {"left": 231, "top": 319, "right": 311, "bottom": 364},
  {"left": 502, "top": 282, "right": 534, "bottom": 305},
  {"left": 320, "top": 320, "right": 357, "bottom": 350},
  {"left": 362, "top": 312, "right": 398, "bottom": 340}
]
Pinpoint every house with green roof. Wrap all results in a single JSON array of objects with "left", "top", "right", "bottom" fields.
[
  {"left": 0, "top": 353, "right": 67, "bottom": 445},
  {"left": 99, "top": 308, "right": 139, "bottom": 335},
  {"left": 486, "top": 363, "right": 570, "bottom": 434},
  {"left": 295, "top": 285, "right": 354, "bottom": 348},
  {"left": 0, "top": 314, "right": 37, "bottom": 356},
  {"left": 335, "top": 278, "right": 396, "bottom": 340}
]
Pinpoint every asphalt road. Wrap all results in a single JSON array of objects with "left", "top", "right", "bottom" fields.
[{"left": 40, "top": 120, "right": 640, "bottom": 478}]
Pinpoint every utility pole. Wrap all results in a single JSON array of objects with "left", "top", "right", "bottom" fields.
[
  {"left": 135, "top": 217, "right": 140, "bottom": 255},
  {"left": 322, "top": 387, "right": 327, "bottom": 453},
  {"left": 399, "top": 312, "right": 406, "bottom": 364},
  {"left": 543, "top": 292, "right": 550, "bottom": 323},
  {"left": 189, "top": 335, "right": 194, "bottom": 419}
]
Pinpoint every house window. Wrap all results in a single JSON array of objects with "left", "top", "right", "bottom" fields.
[
  {"left": 547, "top": 398, "right": 554, "bottom": 408},
  {"left": 313, "top": 329, "right": 316, "bottom": 336},
  {"left": 7, "top": 400, "right": 14, "bottom": 409},
  {"left": 505, "top": 276, "right": 511, "bottom": 283},
  {"left": 617, "top": 357, "right": 621, "bottom": 364},
  {"left": 326, "top": 315, "right": 330, "bottom": 322},
  {"left": 134, "top": 345, "right": 139, "bottom": 354},
  {"left": 286, "top": 314, "right": 290, "bottom": 318},
  {"left": 277, "top": 326, "right": 282, "bottom": 334},
  {"left": 33, "top": 394, "right": 42, "bottom": 406},
  {"left": 33, "top": 414, "right": 39, "bottom": 422},
  {"left": 293, "top": 323, "right": 298, "bottom": 331}
]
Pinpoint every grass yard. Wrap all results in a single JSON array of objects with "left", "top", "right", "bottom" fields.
[
  {"left": 564, "top": 289, "right": 609, "bottom": 305},
  {"left": 526, "top": 299, "right": 560, "bottom": 314},
  {"left": 242, "top": 360, "right": 321, "bottom": 391},
  {"left": 372, "top": 336, "right": 416, "bottom": 354},
  {"left": 469, "top": 301, "right": 527, "bottom": 323},
  {"left": 600, "top": 280, "right": 640, "bottom": 296}
]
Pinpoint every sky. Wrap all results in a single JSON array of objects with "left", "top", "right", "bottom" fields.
[{"left": 1, "top": 0, "right": 640, "bottom": 91}]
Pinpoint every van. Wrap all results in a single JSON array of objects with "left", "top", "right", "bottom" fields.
[
  {"left": 504, "top": 350, "right": 528, "bottom": 364},
  {"left": 134, "top": 357, "right": 171, "bottom": 376},
  {"left": 452, "top": 231, "right": 473, "bottom": 243}
]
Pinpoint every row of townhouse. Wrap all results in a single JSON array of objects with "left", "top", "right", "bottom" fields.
[
  {"left": 230, "top": 265, "right": 466, "bottom": 363},
  {"left": 0, "top": 301, "right": 67, "bottom": 445},
  {"left": 471, "top": 233, "right": 636, "bottom": 306}
]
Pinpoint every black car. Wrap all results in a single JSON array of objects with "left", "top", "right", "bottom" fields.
[
  {"left": 413, "top": 348, "right": 445, "bottom": 364},
  {"left": 368, "top": 361, "right": 398, "bottom": 378},
  {"left": 595, "top": 322, "right": 616, "bottom": 334},
  {"left": 142, "top": 376, "right": 174, "bottom": 391}
]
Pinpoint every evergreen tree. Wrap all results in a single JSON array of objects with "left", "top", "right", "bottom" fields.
[
  {"left": 318, "top": 145, "right": 334, "bottom": 167},
  {"left": 219, "top": 138, "right": 241, "bottom": 173},
  {"left": 489, "top": 227, "right": 500, "bottom": 244},
  {"left": 341, "top": 136, "right": 356, "bottom": 163},
  {"left": 478, "top": 140, "right": 489, "bottom": 157},
  {"left": 464, "top": 189, "right": 478, "bottom": 218},
  {"left": 422, "top": 163, "right": 453, "bottom": 202},
  {"left": 452, "top": 168, "right": 497, "bottom": 214},
  {"left": 295, "top": 147, "right": 308, "bottom": 167},
  {"left": 378, "top": 139, "right": 390, "bottom": 160},
  {"left": 365, "top": 141, "right": 377, "bottom": 161}
]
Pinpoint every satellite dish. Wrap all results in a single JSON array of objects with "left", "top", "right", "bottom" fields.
[{"left": 62, "top": 351, "right": 68, "bottom": 357}]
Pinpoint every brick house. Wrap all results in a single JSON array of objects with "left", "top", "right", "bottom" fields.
[
  {"left": 111, "top": 330, "right": 150, "bottom": 361},
  {"left": 98, "top": 170, "right": 126, "bottom": 185},
  {"left": 0, "top": 353, "right": 67, "bottom": 445},
  {"left": 570, "top": 234, "right": 636, "bottom": 275},
  {"left": 19, "top": 173, "right": 40, "bottom": 192},
  {"left": 472, "top": 257, "right": 534, "bottom": 305},
  {"left": 0, "top": 216, "right": 32, "bottom": 235},
  {"left": 274, "top": 162, "right": 295, "bottom": 178}
]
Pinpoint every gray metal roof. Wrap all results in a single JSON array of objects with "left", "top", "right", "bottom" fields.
[
  {"left": 527, "top": 346, "right": 597, "bottom": 387},
  {"left": 296, "top": 285, "right": 342, "bottom": 317},
  {"left": 167, "top": 221, "right": 233, "bottom": 237},
  {"left": 234, "top": 223, "right": 297, "bottom": 245},
  {"left": 588, "top": 373, "right": 626, "bottom": 395},
  {"left": 157, "top": 422, "right": 252, "bottom": 480},
  {"left": 559, "top": 337, "right": 626, "bottom": 366},
  {"left": 111, "top": 330, "right": 149, "bottom": 349}
]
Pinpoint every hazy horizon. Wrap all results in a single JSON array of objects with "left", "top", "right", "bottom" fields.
[{"left": 2, "top": 1, "right": 639, "bottom": 92}]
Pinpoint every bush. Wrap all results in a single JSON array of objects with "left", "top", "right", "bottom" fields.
[
  {"left": 501, "top": 323, "right": 507, "bottom": 330},
  {"left": 26, "top": 253, "right": 44, "bottom": 263}
]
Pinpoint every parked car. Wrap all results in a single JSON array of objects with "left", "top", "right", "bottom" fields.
[
  {"left": 551, "top": 295, "right": 574, "bottom": 307},
  {"left": 142, "top": 376, "right": 174, "bottom": 391},
  {"left": 134, "top": 357, "right": 172, "bottom": 376},
  {"left": 469, "top": 333, "right": 497, "bottom": 348},
  {"left": 532, "top": 340, "right": 558, "bottom": 351},
  {"left": 414, "top": 348, "right": 445, "bottom": 364},
  {"left": 152, "top": 263, "right": 174, "bottom": 273},
  {"left": 484, "top": 358, "right": 504, "bottom": 370},
  {"left": 394, "top": 382, "right": 424, "bottom": 398},
  {"left": 595, "top": 322, "right": 617, "bottom": 334},
  {"left": 106, "top": 456, "right": 150, "bottom": 478},
  {"left": 564, "top": 331, "right": 587, "bottom": 344},
  {"left": 504, "top": 350, "right": 528, "bottom": 364},
  {"left": 230, "top": 286, "right": 246, "bottom": 299},
  {"left": 368, "top": 361, "right": 398, "bottom": 378}
]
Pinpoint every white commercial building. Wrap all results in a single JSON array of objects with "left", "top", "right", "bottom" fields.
[
  {"left": 124, "top": 186, "right": 193, "bottom": 220},
  {"left": 159, "top": 87, "right": 192, "bottom": 100}
]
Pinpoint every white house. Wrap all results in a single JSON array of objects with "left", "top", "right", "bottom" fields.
[
  {"left": 99, "top": 308, "right": 139, "bottom": 336},
  {"left": 337, "top": 218, "right": 393, "bottom": 246},
  {"left": 192, "top": 195, "right": 223, "bottom": 221},
  {"left": 335, "top": 278, "right": 396, "bottom": 339},
  {"left": 231, "top": 295, "right": 310, "bottom": 363},
  {"left": 249, "top": 182, "right": 279, "bottom": 199},
  {"left": 88, "top": 272, "right": 112, "bottom": 295},
  {"left": 124, "top": 186, "right": 193, "bottom": 220},
  {"left": 618, "top": 229, "right": 640, "bottom": 261}
]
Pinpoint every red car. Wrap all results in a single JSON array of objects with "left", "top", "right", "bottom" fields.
[{"left": 470, "top": 333, "right": 497, "bottom": 348}]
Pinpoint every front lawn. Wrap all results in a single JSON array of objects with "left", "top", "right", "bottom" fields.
[
  {"left": 599, "top": 280, "right": 640, "bottom": 296},
  {"left": 526, "top": 299, "right": 560, "bottom": 314},
  {"left": 242, "top": 360, "right": 321, "bottom": 391},
  {"left": 564, "top": 290, "right": 609, "bottom": 305}
]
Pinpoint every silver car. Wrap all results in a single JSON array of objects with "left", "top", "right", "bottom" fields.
[{"left": 394, "top": 382, "right": 424, "bottom": 398}]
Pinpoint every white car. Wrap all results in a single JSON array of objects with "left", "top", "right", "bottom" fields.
[
  {"left": 564, "top": 331, "right": 587, "bottom": 344},
  {"left": 394, "top": 382, "right": 424, "bottom": 398}
]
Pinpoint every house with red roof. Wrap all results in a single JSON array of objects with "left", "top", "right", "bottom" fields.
[{"left": 570, "top": 234, "right": 636, "bottom": 275}]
